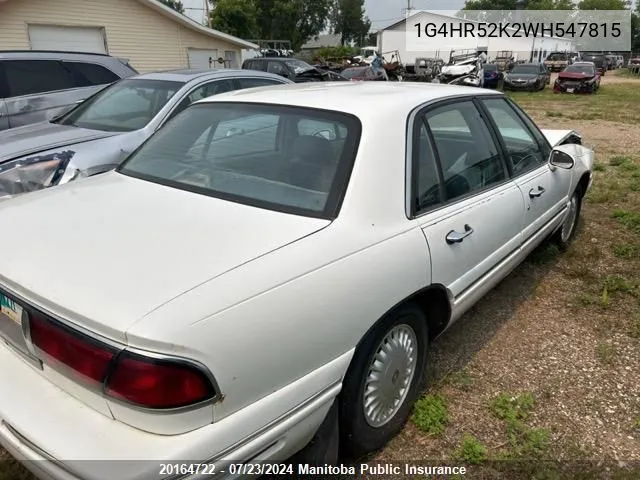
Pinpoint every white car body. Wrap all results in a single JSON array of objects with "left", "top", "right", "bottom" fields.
[{"left": 0, "top": 82, "right": 593, "bottom": 480}]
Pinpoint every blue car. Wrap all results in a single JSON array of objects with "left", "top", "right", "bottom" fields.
[{"left": 483, "top": 64, "right": 502, "bottom": 88}]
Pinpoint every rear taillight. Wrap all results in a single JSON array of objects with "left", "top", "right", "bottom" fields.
[
  {"left": 28, "top": 314, "right": 216, "bottom": 409},
  {"left": 106, "top": 352, "right": 215, "bottom": 409},
  {"left": 29, "top": 313, "right": 116, "bottom": 385}
]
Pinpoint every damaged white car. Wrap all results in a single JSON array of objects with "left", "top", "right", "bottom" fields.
[{"left": 0, "top": 83, "right": 593, "bottom": 480}]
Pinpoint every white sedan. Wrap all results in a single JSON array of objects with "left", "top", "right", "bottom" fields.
[{"left": 0, "top": 82, "right": 593, "bottom": 479}]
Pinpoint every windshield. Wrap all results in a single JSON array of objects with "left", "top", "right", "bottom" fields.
[
  {"left": 484, "top": 64, "right": 498, "bottom": 71},
  {"left": 547, "top": 53, "right": 567, "bottom": 61},
  {"left": 565, "top": 65, "right": 595, "bottom": 75},
  {"left": 510, "top": 65, "right": 539, "bottom": 74},
  {"left": 56, "top": 79, "right": 183, "bottom": 132},
  {"left": 118, "top": 103, "right": 361, "bottom": 219},
  {"left": 284, "top": 59, "right": 313, "bottom": 74}
]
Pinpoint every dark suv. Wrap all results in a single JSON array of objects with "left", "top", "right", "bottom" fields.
[{"left": 0, "top": 50, "right": 137, "bottom": 131}]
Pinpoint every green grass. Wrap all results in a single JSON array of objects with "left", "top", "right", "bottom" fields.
[
  {"left": 612, "top": 210, "right": 640, "bottom": 233},
  {"left": 506, "top": 83, "right": 640, "bottom": 125},
  {"left": 490, "top": 393, "right": 535, "bottom": 422},
  {"left": 411, "top": 393, "right": 448, "bottom": 435},
  {"left": 612, "top": 244, "right": 640, "bottom": 259},
  {"left": 453, "top": 433, "right": 488, "bottom": 464}
]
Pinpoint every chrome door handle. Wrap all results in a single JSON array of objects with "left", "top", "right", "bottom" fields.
[
  {"left": 446, "top": 224, "right": 474, "bottom": 244},
  {"left": 529, "top": 186, "right": 545, "bottom": 198}
]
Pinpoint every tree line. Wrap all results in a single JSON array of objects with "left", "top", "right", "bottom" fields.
[
  {"left": 160, "top": 0, "right": 369, "bottom": 51},
  {"left": 161, "top": 0, "right": 639, "bottom": 53}
]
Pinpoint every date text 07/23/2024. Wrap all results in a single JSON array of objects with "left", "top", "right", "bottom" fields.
[{"left": 157, "top": 463, "right": 469, "bottom": 477}]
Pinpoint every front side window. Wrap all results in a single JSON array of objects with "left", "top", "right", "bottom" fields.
[
  {"left": 423, "top": 101, "right": 506, "bottom": 203},
  {"left": 267, "top": 62, "right": 288, "bottom": 76},
  {"left": 481, "top": 98, "right": 546, "bottom": 175},
  {"left": 56, "top": 79, "right": 183, "bottom": 132},
  {"left": 118, "top": 103, "right": 361, "bottom": 218}
]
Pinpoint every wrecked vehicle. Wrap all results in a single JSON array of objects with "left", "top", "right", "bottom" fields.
[
  {"left": 502, "top": 63, "right": 551, "bottom": 91},
  {"left": 438, "top": 50, "right": 483, "bottom": 84},
  {"left": 242, "top": 57, "right": 346, "bottom": 83},
  {"left": 340, "top": 66, "right": 387, "bottom": 81},
  {"left": 579, "top": 52, "right": 607, "bottom": 75},
  {"left": 494, "top": 50, "right": 514, "bottom": 72},
  {"left": 543, "top": 52, "right": 572, "bottom": 72},
  {"left": 554, "top": 62, "right": 600, "bottom": 94},
  {"left": 0, "top": 69, "right": 291, "bottom": 199}
]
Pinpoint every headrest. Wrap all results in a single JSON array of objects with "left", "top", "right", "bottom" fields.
[{"left": 291, "top": 135, "right": 333, "bottom": 163}]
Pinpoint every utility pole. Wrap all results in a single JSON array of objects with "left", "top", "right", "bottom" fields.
[
  {"left": 404, "top": 1, "right": 414, "bottom": 15},
  {"left": 205, "top": 0, "right": 212, "bottom": 27}
]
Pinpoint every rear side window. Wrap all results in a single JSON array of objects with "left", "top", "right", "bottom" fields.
[
  {"left": 2, "top": 60, "right": 76, "bottom": 97},
  {"left": 64, "top": 62, "right": 120, "bottom": 87}
]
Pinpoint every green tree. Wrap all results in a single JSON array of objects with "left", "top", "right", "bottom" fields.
[
  {"left": 576, "top": 0, "right": 629, "bottom": 8},
  {"left": 159, "top": 0, "right": 185, "bottom": 14},
  {"left": 463, "top": 0, "right": 574, "bottom": 9},
  {"left": 259, "top": 0, "right": 334, "bottom": 50},
  {"left": 210, "top": 0, "right": 259, "bottom": 39},
  {"left": 332, "top": 0, "right": 372, "bottom": 46}
]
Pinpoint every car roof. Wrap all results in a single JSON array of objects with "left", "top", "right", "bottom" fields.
[
  {"left": 130, "top": 68, "right": 286, "bottom": 83},
  {"left": 512, "top": 63, "right": 539, "bottom": 67},
  {"left": 571, "top": 62, "right": 595, "bottom": 66},
  {"left": 246, "top": 57, "right": 294, "bottom": 63},
  {"left": 196, "top": 82, "right": 502, "bottom": 117}
]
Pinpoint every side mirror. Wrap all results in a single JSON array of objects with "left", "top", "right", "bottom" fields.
[{"left": 549, "top": 148, "right": 575, "bottom": 170}]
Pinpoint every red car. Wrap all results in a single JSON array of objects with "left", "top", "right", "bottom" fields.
[{"left": 554, "top": 62, "right": 600, "bottom": 94}]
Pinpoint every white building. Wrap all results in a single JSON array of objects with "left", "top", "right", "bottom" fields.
[{"left": 377, "top": 10, "right": 576, "bottom": 67}]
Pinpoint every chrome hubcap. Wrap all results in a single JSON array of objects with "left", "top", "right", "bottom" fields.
[
  {"left": 561, "top": 195, "right": 578, "bottom": 242},
  {"left": 363, "top": 324, "right": 418, "bottom": 428}
]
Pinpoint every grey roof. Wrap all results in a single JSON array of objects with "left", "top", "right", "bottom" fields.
[
  {"left": 301, "top": 34, "right": 343, "bottom": 50},
  {"left": 132, "top": 68, "right": 285, "bottom": 82}
]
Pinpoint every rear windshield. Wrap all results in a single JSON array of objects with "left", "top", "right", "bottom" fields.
[
  {"left": 118, "top": 103, "right": 362, "bottom": 219},
  {"left": 547, "top": 53, "right": 568, "bottom": 61}
]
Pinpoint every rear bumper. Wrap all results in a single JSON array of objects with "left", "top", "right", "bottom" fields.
[{"left": 0, "top": 342, "right": 348, "bottom": 480}]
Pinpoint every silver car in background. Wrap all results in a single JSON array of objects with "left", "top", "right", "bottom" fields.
[
  {"left": 0, "top": 69, "right": 291, "bottom": 198},
  {"left": 0, "top": 50, "right": 138, "bottom": 130}
]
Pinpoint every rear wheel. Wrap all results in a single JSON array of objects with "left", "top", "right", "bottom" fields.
[{"left": 339, "top": 304, "right": 429, "bottom": 458}]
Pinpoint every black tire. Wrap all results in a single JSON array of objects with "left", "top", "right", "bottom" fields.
[
  {"left": 339, "top": 304, "right": 429, "bottom": 458},
  {"left": 551, "top": 188, "right": 582, "bottom": 251}
]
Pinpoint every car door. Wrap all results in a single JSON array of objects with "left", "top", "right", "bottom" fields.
[
  {"left": 479, "top": 97, "right": 570, "bottom": 244},
  {"left": 411, "top": 99, "right": 525, "bottom": 299},
  {"left": 2, "top": 59, "right": 90, "bottom": 128}
]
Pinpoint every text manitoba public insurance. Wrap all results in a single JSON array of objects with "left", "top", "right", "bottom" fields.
[{"left": 299, "top": 464, "right": 467, "bottom": 475}]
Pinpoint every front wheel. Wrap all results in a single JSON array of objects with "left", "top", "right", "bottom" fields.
[
  {"left": 551, "top": 189, "right": 582, "bottom": 250},
  {"left": 339, "top": 304, "right": 429, "bottom": 458}
]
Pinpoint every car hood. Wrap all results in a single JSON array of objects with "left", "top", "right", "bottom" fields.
[
  {"left": 0, "top": 121, "right": 118, "bottom": 163},
  {"left": 558, "top": 72, "right": 595, "bottom": 80},
  {"left": 540, "top": 129, "right": 579, "bottom": 147},
  {"left": 441, "top": 64, "right": 475, "bottom": 76},
  {"left": 0, "top": 172, "right": 330, "bottom": 340}
]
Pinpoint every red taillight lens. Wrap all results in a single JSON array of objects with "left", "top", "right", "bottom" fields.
[
  {"left": 106, "top": 352, "right": 214, "bottom": 409},
  {"left": 29, "top": 314, "right": 216, "bottom": 409},
  {"left": 29, "top": 313, "right": 115, "bottom": 384}
]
